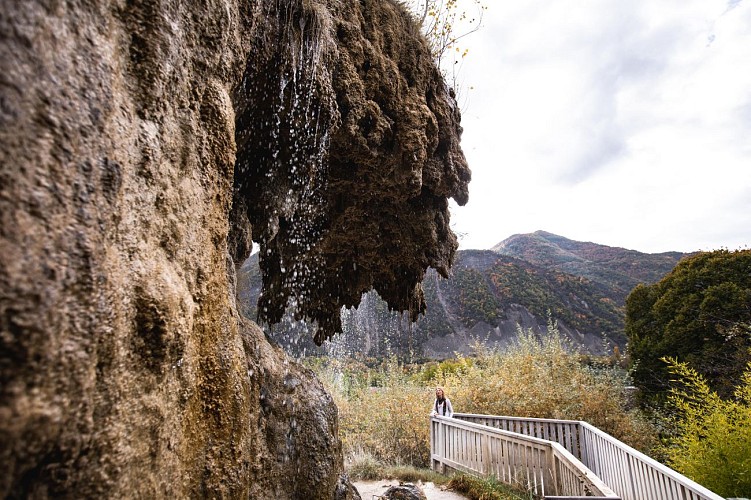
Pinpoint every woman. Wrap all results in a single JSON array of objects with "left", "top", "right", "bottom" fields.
[{"left": 430, "top": 387, "right": 453, "bottom": 418}]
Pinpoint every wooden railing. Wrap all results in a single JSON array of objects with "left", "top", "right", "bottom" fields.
[
  {"left": 430, "top": 416, "right": 619, "bottom": 498},
  {"left": 452, "top": 414, "right": 725, "bottom": 500}
]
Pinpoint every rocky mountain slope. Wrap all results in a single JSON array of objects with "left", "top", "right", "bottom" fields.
[
  {"left": 239, "top": 233, "right": 688, "bottom": 359},
  {"left": 493, "top": 231, "right": 688, "bottom": 303}
]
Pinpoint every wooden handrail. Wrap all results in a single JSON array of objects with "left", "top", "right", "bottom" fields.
[
  {"left": 430, "top": 415, "right": 619, "bottom": 498},
  {"left": 449, "top": 413, "right": 724, "bottom": 500},
  {"left": 577, "top": 421, "right": 724, "bottom": 500}
]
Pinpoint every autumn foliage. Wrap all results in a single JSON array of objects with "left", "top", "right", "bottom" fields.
[{"left": 661, "top": 357, "right": 751, "bottom": 497}]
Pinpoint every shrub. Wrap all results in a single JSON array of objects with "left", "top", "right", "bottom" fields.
[
  {"left": 346, "top": 450, "right": 384, "bottom": 481},
  {"left": 414, "top": 357, "right": 473, "bottom": 384},
  {"left": 660, "top": 357, "right": 751, "bottom": 498},
  {"left": 444, "top": 323, "right": 657, "bottom": 451},
  {"left": 328, "top": 357, "right": 434, "bottom": 467}
]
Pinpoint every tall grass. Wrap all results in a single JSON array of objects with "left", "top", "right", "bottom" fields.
[
  {"left": 345, "top": 450, "right": 529, "bottom": 500},
  {"left": 318, "top": 356, "right": 434, "bottom": 467},
  {"left": 447, "top": 474, "right": 532, "bottom": 500},
  {"left": 445, "top": 327, "right": 656, "bottom": 451},
  {"left": 310, "top": 323, "right": 657, "bottom": 469}
]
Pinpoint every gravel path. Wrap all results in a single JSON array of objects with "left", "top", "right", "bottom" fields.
[{"left": 353, "top": 480, "right": 469, "bottom": 500}]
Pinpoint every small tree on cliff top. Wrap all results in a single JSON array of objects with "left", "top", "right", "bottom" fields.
[{"left": 406, "top": 0, "right": 486, "bottom": 91}]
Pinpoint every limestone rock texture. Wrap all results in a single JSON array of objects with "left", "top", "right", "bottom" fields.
[
  {"left": 0, "top": 0, "right": 467, "bottom": 497},
  {"left": 232, "top": 0, "right": 470, "bottom": 344}
]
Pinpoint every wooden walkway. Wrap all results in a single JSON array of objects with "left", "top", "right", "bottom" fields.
[{"left": 430, "top": 413, "right": 725, "bottom": 500}]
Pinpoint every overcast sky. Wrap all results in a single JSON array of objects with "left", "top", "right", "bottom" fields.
[{"left": 444, "top": 0, "right": 751, "bottom": 254}]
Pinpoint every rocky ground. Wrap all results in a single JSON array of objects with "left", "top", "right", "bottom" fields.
[{"left": 353, "top": 480, "right": 469, "bottom": 500}]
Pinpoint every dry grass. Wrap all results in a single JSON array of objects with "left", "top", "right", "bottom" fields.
[
  {"left": 447, "top": 474, "right": 531, "bottom": 500},
  {"left": 444, "top": 329, "right": 657, "bottom": 452}
]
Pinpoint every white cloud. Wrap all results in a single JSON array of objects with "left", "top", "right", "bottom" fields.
[{"left": 448, "top": 0, "right": 751, "bottom": 253}]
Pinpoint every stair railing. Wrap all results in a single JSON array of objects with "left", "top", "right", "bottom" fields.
[
  {"left": 430, "top": 415, "right": 619, "bottom": 498},
  {"left": 452, "top": 413, "right": 724, "bottom": 500}
]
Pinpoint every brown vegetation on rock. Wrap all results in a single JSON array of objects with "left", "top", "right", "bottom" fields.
[{"left": 231, "top": 0, "right": 470, "bottom": 345}]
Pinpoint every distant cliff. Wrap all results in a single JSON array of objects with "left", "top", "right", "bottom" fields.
[
  {"left": 0, "top": 0, "right": 466, "bottom": 497},
  {"left": 239, "top": 233, "right": 688, "bottom": 359}
]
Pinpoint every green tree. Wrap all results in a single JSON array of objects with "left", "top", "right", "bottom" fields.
[
  {"left": 661, "top": 357, "right": 751, "bottom": 497},
  {"left": 626, "top": 249, "right": 751, "bottom": 405},
  {"left": 452, "top": 266, "right": 500, "bottom": 326}
]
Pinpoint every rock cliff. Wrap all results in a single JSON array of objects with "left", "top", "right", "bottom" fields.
[{"left": 0, "top": 0, "right": 467, "bottom": 498}]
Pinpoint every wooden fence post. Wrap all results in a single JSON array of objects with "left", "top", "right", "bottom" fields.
[
  {"left": 438, "top": 419, "right": 445, "bottom": 474},
  {"left": 482, "top": 434, "right": 491, "bottom": 475},
  {"left": 547, "top": 446, "right": 559, "bottom": 496},
  {"left": 430, "top": 417, "right": 436, "bottom": 472}
]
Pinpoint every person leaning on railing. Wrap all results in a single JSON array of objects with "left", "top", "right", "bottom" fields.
[{"left": 430, "top": 387, "right": 453, "bottom": 418}]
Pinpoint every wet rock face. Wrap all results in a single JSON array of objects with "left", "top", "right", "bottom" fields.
[
  {"left": 0, "top": 0, "right": 342, "bottom": 498},
  {"left": 1, "top": 1, "right": 253, "bottom": 495},
  {"left": 241, "top": 319, "right": 344, "bottom": 499},
  {"left": 232, "top": 0, "right": 470, "bottom": 344},
  {"left": 0, "top": 0, "right": 465, "bottom": 497},
  {"left": 334, "top": 473, "right": 364, "bottom": 500}
]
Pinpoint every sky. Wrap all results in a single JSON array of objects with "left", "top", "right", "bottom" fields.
[{"left": 442, "top": 0, "right": 751, "bottom": 254}]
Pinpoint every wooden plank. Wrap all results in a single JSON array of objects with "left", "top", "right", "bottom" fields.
[
  {"left": 601, "top": 439, "right": 613, "bottom": 491},
  {"left": 614, "top": 443, "right": 626, "bottom": 495},
  {"left": 460, "top": 428, "right": 466, "bottom": 469},
  {"left": 472, "top": 430, "right": 478, "bottom": 471},
  {"left": 487, "top": 435, "right": 495, "bottom": 477},
  {"left": 499, "top": 435, "right": 507, "bottom": 482},
  {"left": 547, "top": 447, "right": 558, "bottom": 496},
  {"left": 533, "top": 444, "right": 542, "bottom": 495},
  {"left": 579, "top": 427, "right": 590, "bottom": 470},
  {"left": 629, "top": 458, "right": 641, "bottom": 500},
  {"left": 439, "top": 456, "right": 484, "bottom": 477},
  {"left": 639, "top": 455, "right": 653, "bottom": 500},
  {"left": 545, "top": 497, "right": 622, "bottom": 499},
  {"left": 572, "top": 422, "right": 580, "bottom": 459},
  {"left": 522, "top": 443, "right": 530, "bottom": 492},
  {"left": 437, "top": 414, "right": 723, "bottom": 500},
  {"left": 462, "top": 429, "right": 467, "bottom": 470}
]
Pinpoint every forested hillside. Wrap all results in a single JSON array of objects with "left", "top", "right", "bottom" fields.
[
  {"left": 493, "top": 231, "right": 687, "bottom": 303},
  {"left": 238, "top": 232, "right": 688, "bottom": 359}
]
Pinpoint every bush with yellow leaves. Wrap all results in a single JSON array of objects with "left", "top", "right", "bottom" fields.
[{"left": 660, "top": 357, "right": 751, "bottom": 498}]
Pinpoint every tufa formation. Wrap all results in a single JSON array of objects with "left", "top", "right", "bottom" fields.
[
  {"left": 230, "top": 0, "right": 469, "bottom": 344},
  {"left": 0, "top": 0, "right": 468, "bottom": 497}
]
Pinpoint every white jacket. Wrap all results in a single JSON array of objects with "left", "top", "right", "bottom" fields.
[{"left": 431, "top": 398, "right": 453, "bottom": 418}]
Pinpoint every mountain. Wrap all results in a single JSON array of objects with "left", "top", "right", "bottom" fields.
[
  {"left": 237, "top": 232, "right": 689, "bottom": 359},
  {"left": 492, "top": 231, "right": 688, "bottom": 303}
]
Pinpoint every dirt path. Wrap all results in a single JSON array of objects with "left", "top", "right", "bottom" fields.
[{"left": 353, "top": 479, "right": 469, "bottom": 500}]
